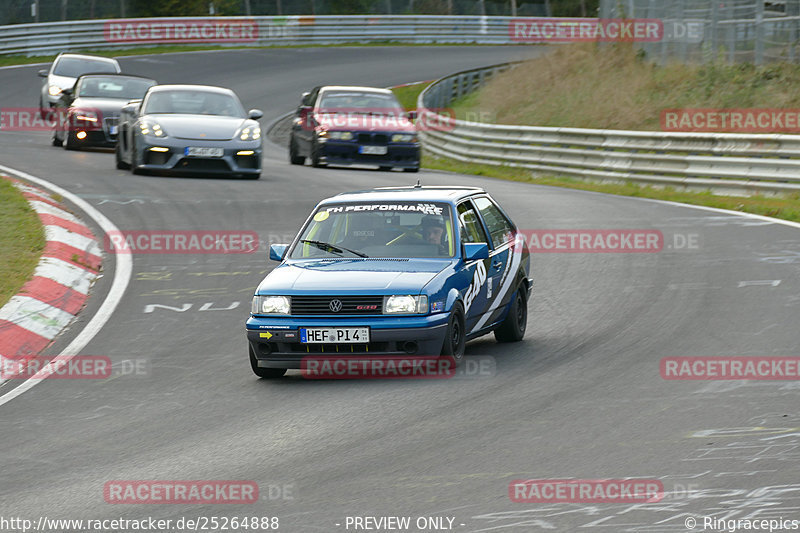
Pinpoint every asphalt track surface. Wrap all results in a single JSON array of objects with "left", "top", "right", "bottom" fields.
[{"left": 1, "top": 46, "right": 799, "bottom": 532}]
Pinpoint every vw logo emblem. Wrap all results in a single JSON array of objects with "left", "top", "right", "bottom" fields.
[{"left": 329, "top": 299, "right": 343, "bottom": 313}]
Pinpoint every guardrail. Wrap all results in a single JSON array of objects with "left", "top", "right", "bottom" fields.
[
  {"left": 417, "top": 64, "right": 800, "bottom": 195},
  {"left": 0, "top": 15, "right": 519, "bottom": 56}
]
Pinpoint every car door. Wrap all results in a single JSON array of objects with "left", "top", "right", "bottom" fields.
[
  {"left": 456, "top": 200, "right": 492, "bottom": 335},
  {"left": 471, "top": 195, "right": 519, "bottom": 331}
]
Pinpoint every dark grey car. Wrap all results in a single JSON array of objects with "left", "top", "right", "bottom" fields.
[
  {"left": 52, "top": 74, "right": 156, "bottom": 150},
  {"left": 115, "top": 84, "right": 263, "bottom": 179}
]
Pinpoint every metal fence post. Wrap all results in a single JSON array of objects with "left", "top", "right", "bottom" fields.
[
  {"left": 755, "top": 0, "right": 764, "bottom": 65},
  {"left": 727, "top": 0, "right": 735, "bottom": 63}
]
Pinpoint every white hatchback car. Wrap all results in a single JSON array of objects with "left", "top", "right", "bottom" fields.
[{"left": 39, "top": 53, "right": 120, "bottom": 117}]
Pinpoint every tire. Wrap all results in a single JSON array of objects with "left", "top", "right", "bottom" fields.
[
  {"left": 441, "top": 303, "right": 466, "bottom": 366},
  {"left": 130, "top": 137, "right": 143, "bottom": 175},
  {"left": 310, "top": 138, "right": 325, "bottom": 168},
  {"left": 115, "top": 141, "right": 130, "bottom": 169},
  {"left": 62, "top": 122, "right": 78, "bottom": 151},
  {"left": 289, "top": 136, "right": 305, "bottom": 165},
  {"left": 249, "top": 347, "right": 286, "bottom": 379},
  {"left": 51, "top": 130, "right": 61, "bottom": 147},
  {"left": 494, "top": 287, "right": 527, "bottom": 343}
]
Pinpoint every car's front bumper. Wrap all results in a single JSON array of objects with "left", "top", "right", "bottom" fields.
[
  {"left": 136, "top": 137, "right": 262, "bottom": 176},
  {"left": 246, "top": 314, "right": 449, "bottom": 369},
  {"left": 318, "top": 139, "right": 420, "bottom": 168}
]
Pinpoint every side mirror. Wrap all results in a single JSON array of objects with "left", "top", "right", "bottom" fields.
[
  {"left": 122, "top": 99, "right": 141, "bottom": 113},
  {"left": 38, "top": 69, "right": 48, "bottom": 78},
  {"left": 269, "top": 244, "right": 288, "bottom": 262},
  {"left": 248, "top": 109, "right": 263, "bottom": 120},
  {"left": 62, "top": 88, "right": 72, "bottom": 96},
  {"left": 463, "top": 242, "right": 489, "bottom": 261},
  {"left": 407, "top": 110, "right": 418, "bottom": 120},
  {"left": 301, "top": 91, "right": 310, "bottom": 104}
]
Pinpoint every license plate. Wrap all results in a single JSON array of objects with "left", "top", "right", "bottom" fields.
[
  {"left": 300, "top": 327, "right": 370, "bottom": 343},
  {"left": 109, "top": 125, "right": 118, "bottom": 135},
  {"left": 185, "top": 147, "right": 224, "bottom": 157},
  {"left": 359, "top": 145, "right": 387, "bottom": 155}
]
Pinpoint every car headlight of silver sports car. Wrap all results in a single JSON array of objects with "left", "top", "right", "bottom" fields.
[
  {"left": 48, "top": 85, "right": 62, "bottom": 96},
  {"left": 140, "top": 120, "right": 167, "bottom": 138},
  {"left": 239, "top": 125, "right": 261, "bottom": 141},
  {"left": 252, "top": 295, "right": 290, "bottom": 315},
  {"left": 383, "top": 295, "right": 428, "bottom": 314}
]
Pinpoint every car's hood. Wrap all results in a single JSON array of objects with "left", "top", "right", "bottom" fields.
[
  {"left": 258, "top": 259, "right": 451, "bottom": 294},
  {"left": 144, "top": 115, "right": 251, "bottom": 141},
  {"left": 49, "top": 74, "right": 76, "bottom": 90},
  {"left": 315, "top": 112, "right": 415, "bottom": 133},
  {"left": 71, "top": 97, "right": 128, "bottom": 116}
]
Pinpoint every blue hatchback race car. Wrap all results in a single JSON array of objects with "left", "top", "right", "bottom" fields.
[{"left": 246, "top": 185, "right": 532, "bottom": 378}]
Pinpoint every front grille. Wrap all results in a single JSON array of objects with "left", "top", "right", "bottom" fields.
[
  {"left": 357, "top": 133, "right": 388, "bottom": 145},
  {"left": 291, "top": 295, "right": 383, "bottom": 315},
  {"left": 176, "top": 159, "right": 231, "bottom": 171}
]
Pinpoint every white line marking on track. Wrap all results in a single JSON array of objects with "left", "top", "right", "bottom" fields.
[{"left": 0, "top": 164, "right": 131, "bottom": 404}]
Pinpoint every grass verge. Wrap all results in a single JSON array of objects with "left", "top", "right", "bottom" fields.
[
  {"left": 450, "top": 42, "right": 800, "bottom": 130},
  {"left": 0, "top": 178, "right": 46, "bottom": 308}
]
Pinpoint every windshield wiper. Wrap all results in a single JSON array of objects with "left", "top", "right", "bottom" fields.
[{"left": 299, "top": 240, "right": 368, "bottom": 258}]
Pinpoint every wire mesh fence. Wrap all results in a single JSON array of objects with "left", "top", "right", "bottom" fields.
[{"left": 600, "top": 0, "right": 800, "bottom": 64}]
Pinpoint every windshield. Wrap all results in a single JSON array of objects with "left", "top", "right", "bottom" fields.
[
  {"left": 53, "top": 57, "right": 117, "bottom": 77},
  {"left": 317, "top": 91, "right": 405, "bottom": 116},
  {"left": 76, "top": 77, "right": 155, "bottom": 100},
  {"left": 142, "top": 90, "right": 245, "bottom": 117},
  {"left": 289, "top": 202, "right": 455, "bottom": 259}
]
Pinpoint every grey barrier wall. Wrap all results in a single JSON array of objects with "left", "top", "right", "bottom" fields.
[{"left": 0, "top": 15, "right": 524, "bottom": 55}]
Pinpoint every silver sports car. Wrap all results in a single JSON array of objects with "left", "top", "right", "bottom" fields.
[{"left": 116, "top": 84, "right": 263, "bottom": 179}]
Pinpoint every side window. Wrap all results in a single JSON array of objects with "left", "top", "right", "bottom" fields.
[
  {"left": 457, "top": 202, "right": 488, "bottom": 245},
  {"left": 473, "top": 196, "right": 515, "bottom": 248}
]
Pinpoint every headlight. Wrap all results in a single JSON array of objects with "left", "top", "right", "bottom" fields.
[
  {"left": 391, "top": 133, "right": 416, "bottom": 143},
  {"left": 48, "top": 85, "right": 62, "bottom": 96},
  {"left": 329, "top": 131, "right": 353, "bottom": 141},
  {"left": 73, "top": 110, "right": 98, "bottom": 123},
  {"left": 383, "top": 295, "right": 428, "bottom": 314},
  {"left": 140, "top": 120, "right": 166, "bottom": 137},
  {"left": 240, "top": 126, "right": 261, "bottom": 141},
  {"left": 251, "top": 295, "right": 290, "bottom": 315}
]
